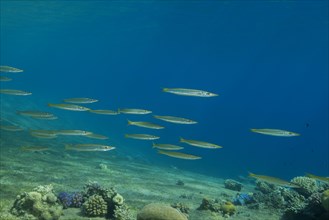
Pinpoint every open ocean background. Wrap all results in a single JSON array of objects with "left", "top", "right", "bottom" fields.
[{"left": 1, "top": 0, "right": 328, "bottom": 182}]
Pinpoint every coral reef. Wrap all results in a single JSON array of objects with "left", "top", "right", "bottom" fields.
[
  {"left": 83, "top": 181, "right": 116, "bottom": 202},
  {"left": 10, "top": 184, "right": 63, "bottom": 220},
  {"left": 291, "top": 176, "right": 319, "bottom": 197},
  {"left": 171, "top": 202, "right": 190, "bottom": 217},
  {"left": 137, "top": 203, "right": 188, "bottom": 220},
  {"left": 197, "top": 198, "right": 221, "bottom": 212},
  {"left": 232, "top": 193, "right": 255, "bottom": 206},
  {"left": 252, "top": 179, "right": 328, "bottom": 220},
  {"left": 112, "top": 193, "right": 124, "bottom": 205},
  {"left": 112, "top": 203, "right": 135, "bottom": 220},
  {"left": 224, "top": 179, "right": 243, "bottom": 191},
  {"left": 197, "top": 198, "right": 236, "bottom": 216},
  {"left": 322, "top": 189, "right": 329, "bottom": 211},
  {"left": 82, "top": 194, "right": 108, "bottom": 217},
  {"left": 253, "top": 187, "right": 305, "bottom": 210},
  {"left": 220, "top": 201, "right": 236, "bottom": 216},
  {"left": 81, "top": 181, "right": 133, "bottom": 219},
  {"left": 255, "top": 180, "right": 276, "bottom": 194},
  {"left": 283, "top": 192, "right": 327, "bottom": 219},
  {"left": 107, "top": 193, "right": 134, "bottom": 220},
  {"left": 58, "top": 192, "right": 83, "bottom": 208}
]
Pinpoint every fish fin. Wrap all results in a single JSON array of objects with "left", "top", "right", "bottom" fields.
[{"left": 117, "top": 108, "right": 121, "bottom": 113}]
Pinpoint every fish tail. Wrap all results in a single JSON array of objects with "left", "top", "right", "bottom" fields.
[
  {"left": 47, "top": 103, "right": 54, "bottom": 107},
  {"left": 117, "top": 108, "right": 121, "bottom": 113},
  {"left": 152, "top": 142, "right": 156, "bottom": 148},
  {"left": 162, "top": 88, "right": 169, "bottom": 92},
  {"left": 179, "top": 137, "right": 185, "bottom": 142},
  {"left": 127, "top": 120, "right": 133, "bottom": 125}
]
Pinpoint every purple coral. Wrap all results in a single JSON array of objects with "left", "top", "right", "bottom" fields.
[
  {"left": 58, "top": 192, "right": 83, "bottom": 209},
  {"left": 232, "top": 193, "right": 255, "bottom": 205}
]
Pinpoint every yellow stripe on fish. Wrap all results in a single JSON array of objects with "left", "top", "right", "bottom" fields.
[
  {"left": 48, "top": 103, "right": 90, "bottom": 111},
  {"left": 0, "top": 65, "right": 23, "bottom": 72},
  {"left": 85, "top": 133, "right": 109, "bottom": 140},
  {"left": 118, "top": 108, "right": 152, "bottom": 114},
  {"left": 63, "top": 97, "right": 98, "bottom": 104},
  {"left": 127, "top": 120, "right": 164, "bottom": 129},
  {"left": 152, "top": 143, "right": 184, "bottom": 150},
  {"left": 0, "top": 89, "right": 31, "bottom": 96},
  {"left": 180, "top": 137, "right": 222, "bottom": 149},
  {"left": 158, "top": 150, "right": 201, "bottom": 160},
  {"left": 0, "top": 76, "right": 12, "bottom": 81},
  {"left": 65, "top": 144, "right": 115, "bottom": 152},
  {"left": 306, "top": 173, "right": 329, "bottom": 183},
  {"left": 153, "top": 115, "right": 197, "bottom": 124},
  {"left": 125, "top": 134, "right": 160, "bottom": 140},
  {"left": 88, "top": 109, "right": 119, "bottom": 115},
  {"left": 162, "top": 88, "right": 218, "bottom": 97},
  {"left": 248, "top": 172, "right": 300, "bottom": 188},
  {"left": 250, "top": 128, "right": 300, "bottom": 137}
]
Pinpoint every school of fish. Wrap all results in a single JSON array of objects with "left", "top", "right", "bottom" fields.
[{"left": 1, "top": 65, "right": 326, "bottom": 186}]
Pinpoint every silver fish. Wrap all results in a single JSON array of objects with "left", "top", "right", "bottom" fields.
[
  {"left": 153, "top": 115, "right": 197, "bottom": 124},
  {"left": 127, "top": 120, "right": 164, "bottom": 129},
  {"left": 88, "top": 109, "right": 119, "bottom": 115},
  {"left": 0, "top": 89, "right": 31, "bottom": 96},
  {"left": 63, "top": 97, "right": 98, "bottom": 104},
  {"left": 119, "top": 108, "right": 152, "bottom": 114},
  {"left": 0, "top": 66, "right": 23, "bottom": 72},
  {"left": 251, "top": 128, "right": 300, "bottom": 137},
  {"left": 163, "top": 88, "right": 218, "bottom": 97},
  {"left": 0, "top": 76, "right": 12, "bottom": 81},
  {"left": 48, "top": 103, "right": 90, "bottom": 111},
  {"left": 65, "top": 144, "right": 115, "bottom": 152},
  {"left": 125, "top": 133, "right": 160, "bottom": 140},
  {"left": 180, "top": 137, "right": 222, "bottom": 149}
]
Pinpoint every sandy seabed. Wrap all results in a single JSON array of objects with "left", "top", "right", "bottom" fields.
[{"left": 0, "top": 131, "right": 281, "bottom": 220}]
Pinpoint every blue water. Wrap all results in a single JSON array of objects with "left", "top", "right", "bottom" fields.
[{"left": 1, "top": 1, "right": 328, "bottom": 180}]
